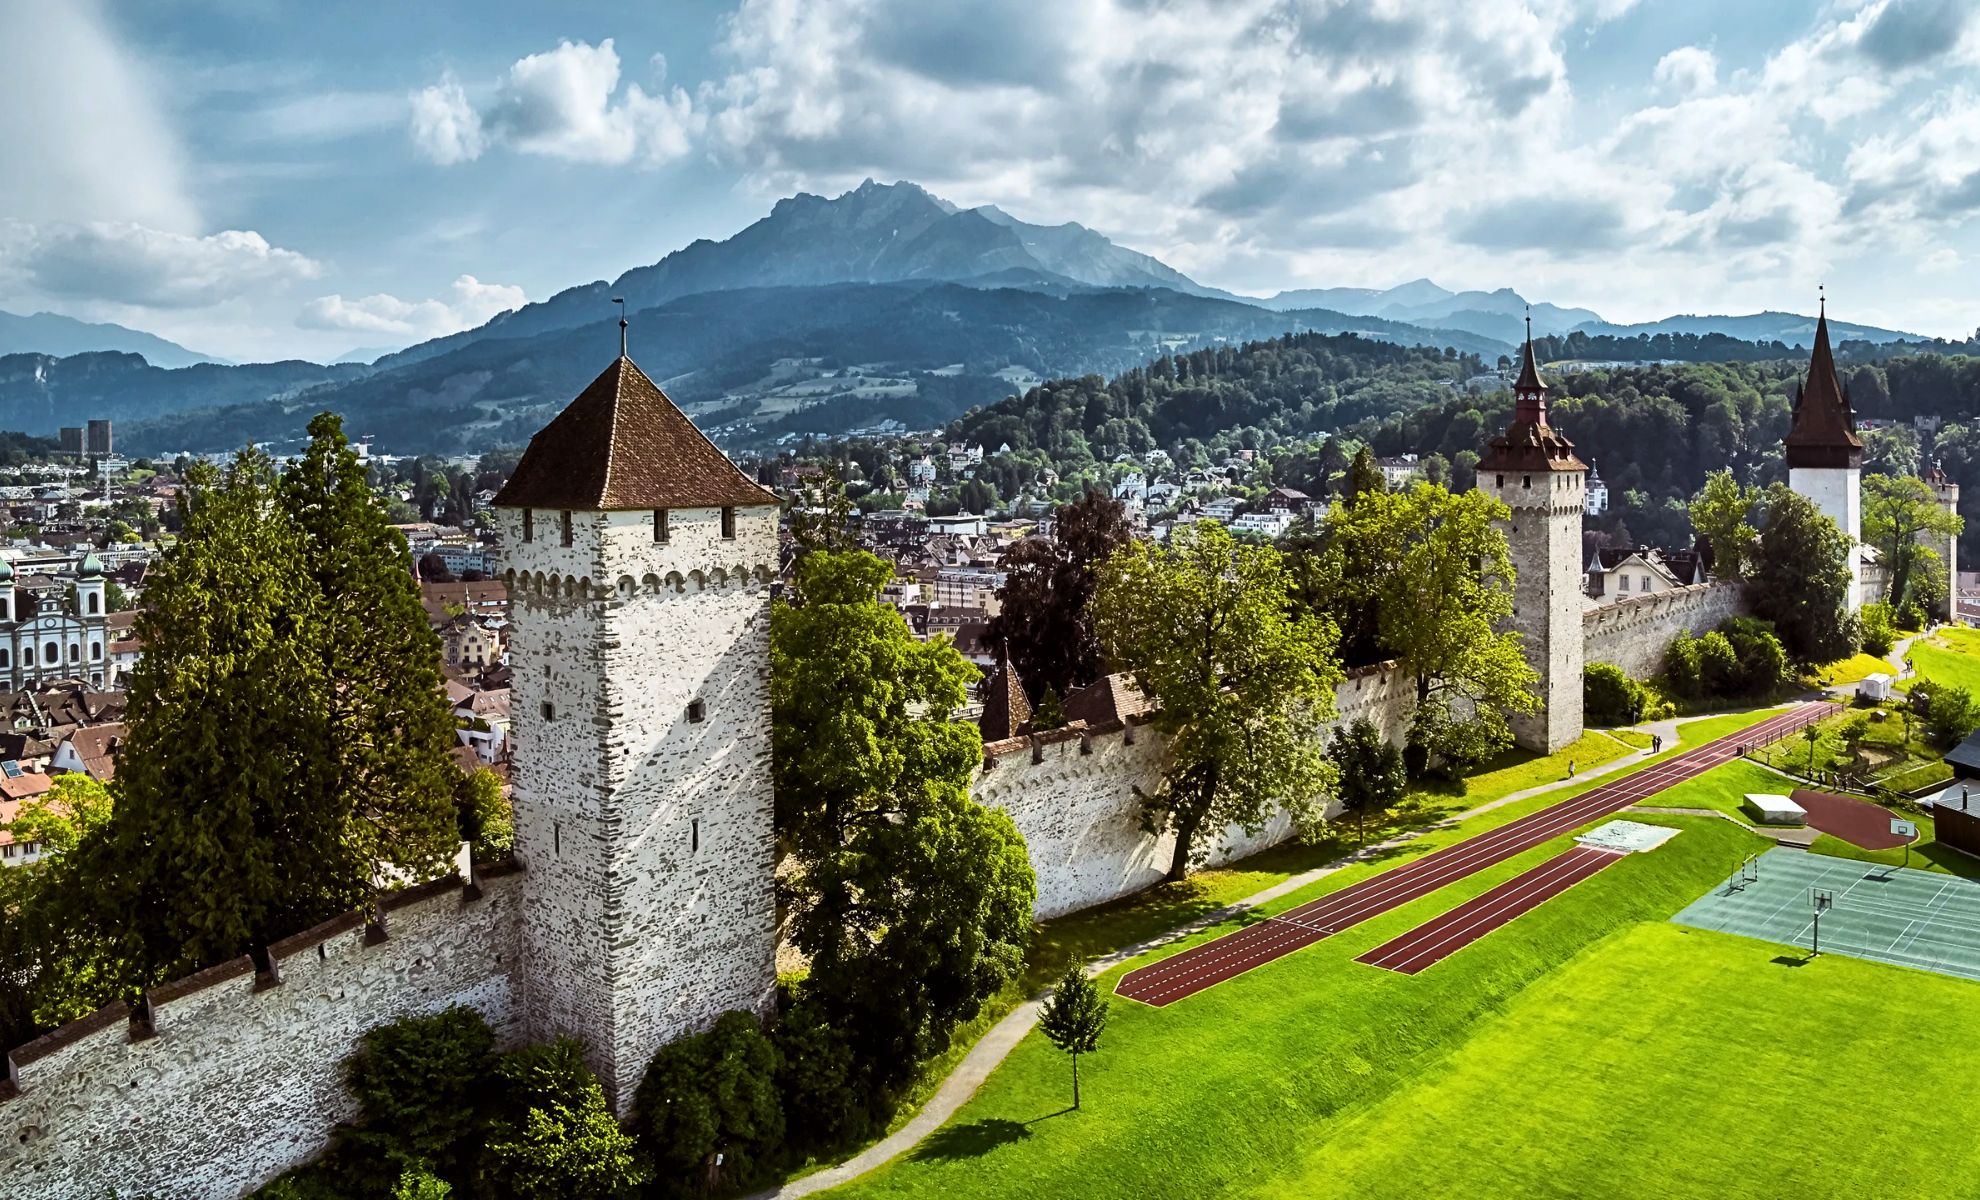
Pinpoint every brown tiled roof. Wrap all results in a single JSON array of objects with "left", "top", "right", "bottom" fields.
[
  {"left": 979, "top": 656, "right": 1032, "bottom": 742},
  {"left": 61, "top": 722, "right": 126, "bottom": 782},
  {"left": 494, "top": 356, "right": 778, "bottom": 511},
  {"left": 1063, "top": 673, "right": 1155, "bottom": 726},
  {"left": 1784, "top": 310, "right": 1863, "bottom": 470}
]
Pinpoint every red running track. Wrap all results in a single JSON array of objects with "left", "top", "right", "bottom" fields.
[
  {"left": 1114, "top": 702, "right": 1834, "bottom": 1006},
  {"left": 1355, "top": 844, "right": 1625, "bottom": 974}
]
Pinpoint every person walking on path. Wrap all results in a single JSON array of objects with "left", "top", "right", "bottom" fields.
[{"left": 1567, "top": 760, "right": 1576, "bottom": 779}]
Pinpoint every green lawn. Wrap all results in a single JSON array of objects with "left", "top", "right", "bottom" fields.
[
  {"left": 1259, "top": 922, "right": 1980, "bottom": 1199},
  {"left": 1899, "top": 627, "right": 1980, "bottom": 693},
  {"left": 789, "top": 705, "right": 1797, "bottom": 1186},
  {"left": 1606, "top": 727, "right": 1653, "bottom": 749},
  {"left": 1638, "top": 757, "right": 1803, "bottom": 820},
  {"left": 833, "top": 817, "right": 1786, "bottom": 1200},
  {"left": 1807, "top": 651, "right": 1895, "bottom": 687}
]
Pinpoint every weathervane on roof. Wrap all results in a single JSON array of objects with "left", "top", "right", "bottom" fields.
[
  {"left": 614, "top": 296, "right": 628, "bottom": 358},
  {"left": 1819, "top": 283, "right": 1825, "bottom": 319}
]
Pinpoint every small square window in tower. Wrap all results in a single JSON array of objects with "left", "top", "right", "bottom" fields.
[
  {"left": 541, "top": 701, "right": 555, "bottom": 721},
  {"left": 687, "top": 698, "right": 706, "bottom": 723}
]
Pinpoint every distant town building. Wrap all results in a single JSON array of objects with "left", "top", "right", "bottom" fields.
[
  {"left": 1585, "top": 461, "right": 1610, "bottom": 516},
  {"left": 0, "top": 553, "right": 119, "bottom": 689},
  {"left": 87, "top": 420, "right": 113, "bottom": 456}
]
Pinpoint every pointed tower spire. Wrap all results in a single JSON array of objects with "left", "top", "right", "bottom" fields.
[
  {"left": 1480, "top": 302, "right": 1581, "bottom": 474},
  {"left": 1513, "top": 310, "right": 1546, "bottom": 418},
  {"left": 1783, "top": 289, "right": 1861, "bottom": 470}
]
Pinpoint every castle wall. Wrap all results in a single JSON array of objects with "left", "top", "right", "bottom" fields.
[
  {"left": 1581, "top": 580, "right": 1752, "bottom": 681},
  {"left": 1, "top": 868, "right": 525, "bottom": 1200},
  {"left": 972, "top": 662, "right": 1418, "bottom": 918}
]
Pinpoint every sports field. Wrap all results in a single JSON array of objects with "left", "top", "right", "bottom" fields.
[
  {"left": 828, "top": 734, "right": 1980, "bottom": 1200},
  {"left": 1674, "top": 847, "right": 1980, "bottom": 980}
]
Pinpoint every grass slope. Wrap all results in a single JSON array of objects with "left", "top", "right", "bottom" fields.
[
  {"left": 1265, "top": 922, "right": 1980, "bottom": 1199},
  {"left": 833, "top": 815, "right": 1775, "bottom": 1200},
  {"left": 1900, "top": 627, "right": 1980, "bottom": 694}
]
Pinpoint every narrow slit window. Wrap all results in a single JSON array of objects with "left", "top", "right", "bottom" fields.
[
  {"left": 522, "top": 510, "right": 533, "bottom": 543},
  {"left": 721, "top": 506, "right": 737, "bottom": 540},
  {"left": 654, "top": 508, "right": 670, "bottom": 543},
  {"left": 691, "top": 819, "right": 700, "bottom": 854},
  {"left": 541, "top": 701, "right": 555, "bottom": 721},
  {"left": 560, "top": 510, "right": 574, "bottom": 546}
]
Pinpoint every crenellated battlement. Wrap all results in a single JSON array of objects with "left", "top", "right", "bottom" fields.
[
  {"left": 2, "top": 862, "right": 526, "bottom": 1198},
  {"left": 1582, "top": 580, "right": 1751, "bottom": 679}
]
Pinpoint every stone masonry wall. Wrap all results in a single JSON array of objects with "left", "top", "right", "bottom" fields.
[
  {"left": 973, "top": 662, "right": 1418, "bottom": 919},
  {"left": 1, "top": 868, "right": 525, "bottom": 1200},
  {"left": 1581, "top": 579, "right": 1752, "bottom": 681}
]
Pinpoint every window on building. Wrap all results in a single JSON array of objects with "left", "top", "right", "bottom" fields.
[
  {"left": 560, "top": 510, "right": 574, "bottom": 547},
  {"left": 1495, "top": 475, "right": 1504, "bottom": 488},
  {"left": 654, "top": 508, "right": 670, "bottom": 543},
  {"left": 0, "top": 649, "right": 8, "bottom": 668},
  {"left": 2, "top": 844, "right": 13, "bottom": 859},
  {"left": 1522, "top": 475, "right": 1531, "bottom": 489},
  {"left": 541, "top": 701, "right": 555, "bottom": 721},
  {"left": 720, "top": 507, "right": 736, "bottom": 540},
  {"left": 1618, "top": 575, "right": 1630, "bottom": 593},
  {"left": 691, "top": 818, "right": 700, "bottom": 854},
  {"left": 90, "top": 641, "right": 101, "bottom": 661},
  {"left": 522, "top": 510, "right": 534, "bottom": 543},
  {"left": 68, "top": 643, "right": 78, "bottom": 663},
  {"left": 687, "top": 698, "right": 706, "bottom": 723},
  {"left": 44, "top": 642, "right": 57, "bottom": 663},
  {"left": 1641, "top": 574, "right": 1653, "bottom": 592},
  {"left": 87, "top": 592, "right": 99, "bottom": 615},
  {"left": 22, "top": 647, "right": 32, "bottom": 666}
]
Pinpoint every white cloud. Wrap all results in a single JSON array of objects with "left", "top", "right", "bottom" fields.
[
  {"left": 410, "top": 39, "right": 700, "bottom": 166},
  {"left": 2, "top": 221, "right": 321, "bottom": 308},
  {"left": 0, "top": 0, "right": 199, "bottom": 231},
  {"left": 410, "top": 75, "right": 486, "bottom": 164},
  {"left": 1652, "top": 46, "right": 1717, "bottom": 96},
  {"left": 298, "top": 275, "right": 526, "bottom": 340}
]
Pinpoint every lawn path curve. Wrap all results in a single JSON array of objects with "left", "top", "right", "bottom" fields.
[{"left": 746, "top": 706, "right": 1795, "bottom": 1200}]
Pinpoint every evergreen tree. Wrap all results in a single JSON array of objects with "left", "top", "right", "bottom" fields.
[
  {"left": 987, "top": 489, "right": 1132, "bottom": 701},
  {"left": 1343, "top": 447, "right": 1386, "bottom": 503},
  {"left": 283, "top": 412, "right": 461, "bottom": 885},
  {"left": 95, "top": 451, "right": 349, "bottom": 980}
]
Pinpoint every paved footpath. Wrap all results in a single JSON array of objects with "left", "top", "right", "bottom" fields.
[{"left": 746, "top": 703, "right": 1819, "bottom": 1198}]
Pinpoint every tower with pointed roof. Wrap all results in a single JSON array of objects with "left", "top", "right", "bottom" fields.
[
  {"left": 1476, "top": 318, "right": 1586, "bottom": 752},
  {"left": 1924, "top": 459, "right": 1960, "bottom": 621},
  {"left": 494, "top": 352, "right": 782, "bottom": 1111},
  {"left": 1784, "top": 296, "right": 1865, "bottom": 612}
]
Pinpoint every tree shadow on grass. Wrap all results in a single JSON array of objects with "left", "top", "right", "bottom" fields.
[{"left": 908, "top": 1118, "right": 1033, "bottom": 1162}]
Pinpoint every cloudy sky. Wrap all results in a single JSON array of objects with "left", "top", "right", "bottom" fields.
[{"left": 2, "top": 0, "right": 1977, "bottom": 362}]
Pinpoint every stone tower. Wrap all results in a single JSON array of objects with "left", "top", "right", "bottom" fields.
[
  {"left": 1477, "top": 319, "right": 1586, "bottom": 753},
  {"left": 494, "top": 354, "right": 781, "bottom": 1111},
  {"left": 1784, "top": 299, "right": 1864, "bottom": 612},
  {"left": 1925, "top": 460, "right": 1961, "bottom": 622}
]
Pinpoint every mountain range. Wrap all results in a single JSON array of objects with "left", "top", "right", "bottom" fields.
[
  {"left": 0, "top": 309, "right": 220, "bottom": 369},
  {"left": 0, "top": 180, "right": 1933, "bottom": 454}
]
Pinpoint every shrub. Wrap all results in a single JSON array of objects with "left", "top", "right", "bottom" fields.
[
  {"left": 770, "top": 996, "right": 870, "bottom": 1154},
  {"left": 1721, "top": 617, "right": 1790, "bottom": 695},
  {"left": 1923, "top": 683, "right": 1980, "bottom": 748},
  {"left": 484, "top": 1040, "right": 649, "bottom": 1200},
  {"left": 392, "top": 1164, "right": 451, "bottom": 1199},
  {"left": 1582, "top": 664, "right": 1645, "bottom": 727},
  {"left": 1666, "top": 631, "right": 1702, "bottom": 700},
  {"left": 343, "top": 1006, "right": 497, "bottom": 1187},
  {"left": 634, "top": 1011, "right": 786, "bottom": 1194},
  {"left": 1696, "top": 631, "right": 1741, "bottom": 697},
  {"left": 1860, "top": 602, "right": 1896, "bottom": 656}
]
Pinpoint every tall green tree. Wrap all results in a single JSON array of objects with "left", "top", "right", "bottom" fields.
[
  {"left": 634, "top": 1010, "right": 785, "bottom": 1193},
  {"left": 1687, "top": 469, "right": 1759, "bottom": 578},
  {"left": 88, "top": 451, "right": 348, "bottom": 981},
  {"left": 1037, "top": 961, "right": 1108, "bottom": 1110},
  {"left": 283, "top": 412, "right": 460, "bottom": 884},
  {"left": 1093, "top": 521, "right": 1341, "bottom": 880},
  {"left": 1749, "top": 483, "right": 1856, "bottom": 664},
  {"left": 1326, "top": 718, "right": 1408, "bottom": 844},
  {"left": 1342, "top": 447, "right": 1386, "bottom": 503},
  {"left": 1862, "top": 472, "right": 1961, "bottom": 618},
  {"left": 771, "top": 550, "right": 1036, "bottom": 1092},
  {"left": 986, "top": 489, "right": 1132, "bottom": 700},
  {"left": 1316, "top": 484, "right": 1538, "bottom": 773}
]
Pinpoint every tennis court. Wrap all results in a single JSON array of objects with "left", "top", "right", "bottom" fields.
[{"left": 1671, "top": 847, "right": 1980, "bottom": 982}]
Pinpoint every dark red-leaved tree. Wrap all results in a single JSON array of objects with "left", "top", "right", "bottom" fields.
[{"left": 987, "top": 490, "right": 1132, "bottom": 702}]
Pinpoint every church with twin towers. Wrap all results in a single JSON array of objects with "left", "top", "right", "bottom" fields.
[{"left": 1479, "top": 301, "right": 1958, "bottom": 754}]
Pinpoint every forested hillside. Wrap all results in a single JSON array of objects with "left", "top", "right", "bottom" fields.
[{"left": 947, "top": 332, "right": 1481, "bottom": 465}]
